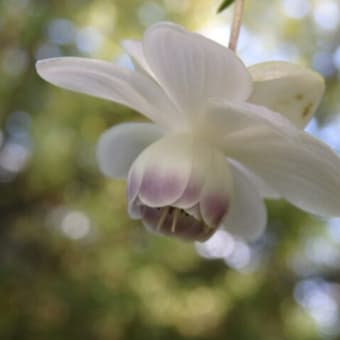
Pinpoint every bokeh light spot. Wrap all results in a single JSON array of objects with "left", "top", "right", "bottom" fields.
[
  {"left": 47, "top": 19, "right": 76, "bottom": 45},
  {"left": 138, "top": 2, "right": 166, "bottom": 27},
  {"left": 196, "top": 230, "right": 235, "bottom": 259},
  {"left": 76, "top": 27, "right": 103, "bottom": 54},
  {"left": 313, "top": 1, "right": 340, "bottom": 32},
  {"left": 282, "top": 0, "right": 310, "bottom": 19},
  {"left": 61, "top": 211, "right": 91, "bottom": 240}
]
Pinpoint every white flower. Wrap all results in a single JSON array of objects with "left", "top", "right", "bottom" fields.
[{"left": 36, "top": 22, "right": 340, "bottom": 242}]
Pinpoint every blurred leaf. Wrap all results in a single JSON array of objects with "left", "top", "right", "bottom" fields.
[{"left": 217, "top": 0, "right": 235, "bottom": 13}]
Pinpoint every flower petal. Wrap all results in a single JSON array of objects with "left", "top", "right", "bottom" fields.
[
  {"left": 199, "top": 149, "right": 233, "bottom": 228},
  {"left": 143, "top": 22, "right": 252, "bottom": 117},
  {"left": 96, "top": 122, "right": 164, "bottom": 179},
  {"left": 204, "top": 99, "right": 298, "bottom": 142},
  {"left": 173, "top": 141, "right": 210, "bottom": 209},
  {"left": 224, "top": 127, "right": 340, "bottom": 216},
  {"left": 222, "top": 160, "right": 267, "bottom": 241},
  {"left": 128, "top": 134, "right": 194, "bottom": 207},
  {"left": 248, "top": 62, "right": 325, "bottom": 128},
  {"left": 122, "top": 40, "right": 153, "bottom": 76},
  {"left": 227, "top": 159, "right": 280, "bottom": 199},
  {"left": 36, "top": 57, "right": 180, "bottom": 129}
]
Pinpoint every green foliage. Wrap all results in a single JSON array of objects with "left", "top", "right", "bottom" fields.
[{"left": 217, "top": 0, "right": 236, "bottom": 13}]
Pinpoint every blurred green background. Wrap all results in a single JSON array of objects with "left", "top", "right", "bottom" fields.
[{"left": 1, "top": 0, "right": 340, "bottom": 339}]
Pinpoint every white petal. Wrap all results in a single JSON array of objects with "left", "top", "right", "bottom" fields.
[
  {"left": 128, "top": 134, "right": 194, "bottom": 207},
  {"left": 122, "top": 40, "right": 153, "bottom": 76},
  {"left": 222, "top": 161, "right": 267, "bottom": 241},
  {"left": 224, "top": 127, "right": 340, "bottom": 216},
  {"left": 248, "top": 62, "right": 325, "bottom": 128},
  {"left": 173, "top": 141, "right": 211, "bottom": 209},
  {"left": 96, "top": 122, "right": 164, "bottom": 179},
  {"left": 128, "top": 136, "right": 234, "bottom": 236},
  {"left": 203, "top": 99, "right": 298, "bottom": 142},
  {"left": 227, "top": 159, "right": 280, "bottom": 199},
  {"left": 199, "top": 150, "right": 233, "bottom": 228},
  {"left": 36, "top": 57, "right": 180, "bottom": 129},
  {"left": 143, "top": 22, "right": 252, "bottom": 117}
]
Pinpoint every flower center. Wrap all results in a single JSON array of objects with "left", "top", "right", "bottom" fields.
[{"left": 140, "top": 205, "right": 216, "bottom": 242}]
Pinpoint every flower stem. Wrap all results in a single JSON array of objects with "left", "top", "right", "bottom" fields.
[{"left": 228, "top": 0, "right": 245, "bottom": 51}]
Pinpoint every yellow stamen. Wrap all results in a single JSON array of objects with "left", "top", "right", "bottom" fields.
[
  {"left": 156, "top": 207, "right": 168, "bottom": 231},
  {"left": 171, "top": 209, "right": 180, "bottom": 233}
]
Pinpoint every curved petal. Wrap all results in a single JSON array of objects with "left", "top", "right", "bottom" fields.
[
  {"left": 224, "top": 127, "right": 340, "bottom": 217},
  {"left": 227, "top": 159, "right": 280, "bottom": 199},
  {"left": 248, "top": 62, "right": 325, "bottom": 128},
  {"left": 199, "top": 150, "right": 233, "bottom": 228},
  {"left": 122, "top": 40, "right": 154, "bottom": 76},
  {"left": 222, "top": 161, "right": 267, "bottom": 241},
  {"left": 128, "top": 134, "right": 194, "bottom": 207},
  {"left": 203, "top": 99, "right": 299, "bottom": 143},
  {"left": 173, "top": 141, "right": 211, "bottom": 209},
  {"left": 128, "top": 135, "right": 234, "bottom": 237},
  {"left": 143, "top": 22, "right": 252, "bottom": 117},
  {"left": 36, "top": 57, "right": 180, "bottom": 129},
  {"left": 96, "top": 122, "right": 164, "bottom": 179}
]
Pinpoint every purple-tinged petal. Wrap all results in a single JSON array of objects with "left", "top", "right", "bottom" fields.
[
  {"left": 199, "top": 150, "right": 233, "bottom": 228},
  {"left": 126, "top": 135, "right": 236, "bottom": 241},
  {"left": 174, "top": 141, "right": 210, "bottom": 209},
  {"left": 140, "top": 169, "right": 187, "bottom": 204},
  {"left": 129, "top": 134, "right": 194, "bottom": 207}
]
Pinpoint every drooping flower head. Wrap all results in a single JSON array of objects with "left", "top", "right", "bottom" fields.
[{"left": 36, "top": 22, "right": 340, "bottom": 242}]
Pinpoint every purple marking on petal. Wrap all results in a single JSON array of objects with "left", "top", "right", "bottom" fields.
[
  {"left": 175, "top": 178, "right": 202, "bottom": 207},
  {"left": 201, "top": 194, "right": 229, "bottom": 227},
  {"left": 140, "top": 169, "right": 185, "bottom": 205}
]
